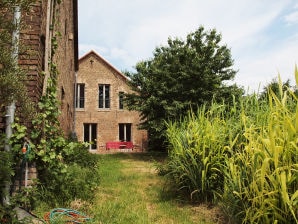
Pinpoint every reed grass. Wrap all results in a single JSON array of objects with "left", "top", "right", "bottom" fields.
[
  {"left": 164, "top": 68, "right": 298, "bottom": 223},
  {"left": 223, "top": 73, "right": 298, "bottom": 223},
  {"left": 165, "top": 104, "right": 228, "bottom": 202}
]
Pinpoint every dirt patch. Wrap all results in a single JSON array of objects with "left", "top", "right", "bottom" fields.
[{"left": 190, "top": 204, "right": 228, "bottom": 224}]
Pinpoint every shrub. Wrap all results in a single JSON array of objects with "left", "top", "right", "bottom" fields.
[{"left": 35, "top": 142, "right": 100, "bottom": 207}]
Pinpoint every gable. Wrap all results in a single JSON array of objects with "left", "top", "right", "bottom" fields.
[{"left": 79, "top": 50, "right": 128, "bottom": 83}]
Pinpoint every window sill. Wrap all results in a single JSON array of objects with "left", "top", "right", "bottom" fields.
[{"left": 97, "top": 108, "right": 111, "bottom": 112}]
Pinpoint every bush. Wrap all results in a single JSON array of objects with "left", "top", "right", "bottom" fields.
[
  {"left": 0, "top": 150, "right": 13, "bottom": 203},
  {"left": 35, "top": 142, "right": 100, "bottom": 207}
]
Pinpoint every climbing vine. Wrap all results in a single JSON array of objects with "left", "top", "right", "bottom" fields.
[
  {"left": 2, "top": 2, "right": 69, "bottom": 209},
  {"left": 0, "top": 3, "right": 100, "bottom": 218}
]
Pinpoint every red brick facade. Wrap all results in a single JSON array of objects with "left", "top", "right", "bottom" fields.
[
  {"left": 75, "top": 51, "right": 148, "bottom": 152},
  {"left": 1, "top": 0, "right": 78, "bottom": 136}
]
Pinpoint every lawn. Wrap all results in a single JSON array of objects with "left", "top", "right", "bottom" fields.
[{"left": 87, "top": 152, "right": 224, "bottom": 224}]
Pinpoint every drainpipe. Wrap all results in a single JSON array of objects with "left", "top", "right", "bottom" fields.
[
  {"left": 42, "top": 0, "right": 53, "bottom": 95},
  {"left": 72, "top": 71, "right": 77, "bottom": 140},
  {"left": 3, "top": 4, "right": 21, "bottom": 206}
]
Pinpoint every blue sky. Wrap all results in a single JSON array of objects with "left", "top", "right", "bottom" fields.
[{"left": 78, "top": 0, "right": 298, "bottom": 93}]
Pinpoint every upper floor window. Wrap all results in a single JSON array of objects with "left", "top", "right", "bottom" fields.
[
  {"left": 99, "top": 84, "right": 110, "bottom": 108},
  {"left": 119, "top": 92, "right": 124, "bottom": 109},
  {"left": 75, "top": 83, "right": 85, "bottom": 108}
]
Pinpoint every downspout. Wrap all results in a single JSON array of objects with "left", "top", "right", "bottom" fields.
[
  {"left": 72, "top": 0, "right": 79, "bottom": 139},
  {"left": 3, "top": 4, "right": 21, "bottom": 205},
  {"left": 42, "top": 0, "right": 53, "bottom": 95},
  {"left": 73, "top": 71, "right": 77, "bottom": 139}
]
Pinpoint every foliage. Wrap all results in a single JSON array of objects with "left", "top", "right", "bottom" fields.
[
  {"left": 27, "top": 30, "right": 99, "bottom": 206},
  {"left": 0, "top": 0, "right": 35, "bottom": 116},
  {"left": 258, "top": 76, "right": 294, "bottom": 100},
  {"left": 163, "top": 67, "right": 298, "bottom": 223},
  {"left": 0, "top": 150, "right": 14, "bottom": 203},
  {"left": 63, "top": 142, "right": 99, "bottom": 167},
  {"left": 1, "top": 0, "right": 100, "bottom": 212},
  {"left": 33, "top": 141, "right": 100, "bottom": 206},
  {"left": 164, "top": 104, "right": 230, "bottom": 202},
  {"left": 222, "top": 69, "right": 298, "bottom": 223},
  {"left": 0, "top": 0, "right": 35, "bottom": 212},
  {"left": 124, "top": 26, "right": 243, "bottom": 150}
]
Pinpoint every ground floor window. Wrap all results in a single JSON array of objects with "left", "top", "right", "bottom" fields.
[
  {"left": 119, "top": 123, "right": 131, "bottom": 142},
  {"left": 84, "top": 123, "right": 97, "bottom": 150}
]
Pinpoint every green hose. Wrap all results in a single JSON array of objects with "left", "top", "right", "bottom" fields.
[{"left": 44, "top": 208, "right": 92, "bottom": 223}]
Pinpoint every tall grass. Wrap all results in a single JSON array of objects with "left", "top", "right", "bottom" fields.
[
  {"left": 165, "top": 104, "right": 228, "bottom": 202},
  {"left": 222, "top": 75, "right": 298, "bottom": 223},
  {"left": 164, "top": 69, "right": 298, "bottom": 223}
]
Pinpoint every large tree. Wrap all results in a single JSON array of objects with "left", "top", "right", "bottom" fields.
[{"left": 125, "top": 26, "right": 243, "bottom": 150}]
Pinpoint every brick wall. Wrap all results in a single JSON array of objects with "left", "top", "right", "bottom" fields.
[
  {"left": 0, "top": 0, "right": 78, "bottom": 136},
  {"left": 75, "top": 51, "right": 148, "bottom": 152},
  {"left": 19, "top": 2, "right": 45, "bottom": 103},
  {"left": 52, "top": 0, "right": 78, "bottom": 136}
]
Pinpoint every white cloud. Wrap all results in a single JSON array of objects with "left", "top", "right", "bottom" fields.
[
  {"left": 78, "top": 0, "right": 298, "bottom": 92},
  {"left": 79, "top": 44, "right": 108, "bottom": 56},
  {"left": 284, "top": 10, "right": 298, "bottom": 25}
]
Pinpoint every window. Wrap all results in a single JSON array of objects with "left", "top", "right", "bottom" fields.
[
  {"left": 119, "top": 92, "right": 124, "bottom": 109},
  {"left": 75, "top": 83, "right": 85, "bottom": 108},
  {"left": 119, "top": 123, "right": 131, "bottom": 141},
  {"left": 99, "top": 84, "right": 110, "bottom": 108},
  {"left": 83, "top": 123, "right": 97, "bottom": 150}
]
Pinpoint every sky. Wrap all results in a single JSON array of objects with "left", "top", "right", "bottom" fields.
[{"left": 78, "top": 0, "right": 298, "bottom": 93}]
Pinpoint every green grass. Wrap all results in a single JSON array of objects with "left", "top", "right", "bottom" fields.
[{"left": 89, "top": 152, "right": 222, "bottom": 224}]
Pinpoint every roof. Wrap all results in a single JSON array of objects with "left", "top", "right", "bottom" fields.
[{"left": 79, "top": 50, "right": 129, "bottom": 81}]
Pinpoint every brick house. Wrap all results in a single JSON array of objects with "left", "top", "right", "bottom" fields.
[
  {"left": 75, "top": 50, "right": 148, "bottom": 152},
  {"left": 0, "top": 0, "right": 78, "bottom": 136}
]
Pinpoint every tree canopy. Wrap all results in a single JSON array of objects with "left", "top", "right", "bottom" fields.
[
  {"left": 124, "top": 26, "right": 244, "bottom": 149},
  {"left": 258, "top": 77, "right": 295, "bottom": 100}
]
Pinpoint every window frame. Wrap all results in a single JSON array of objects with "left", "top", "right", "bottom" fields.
[
  {"left": 75, "top": 83, "right": 85, "bottom": 109},
  {"left": 119, "top": 91, "right": 124, "bottom": 110},
  {"left": 98, "top": 84, "right": 110, "bottom": 109},
  {"left": 83, "top": 123, "right": 97, "bottom": 150},
  {"left": 119, "top": 123, "right": 132, "bottom": 142}
]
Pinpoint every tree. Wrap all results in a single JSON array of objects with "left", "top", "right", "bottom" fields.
[
  {"left": 258, "top": 77, "right": 293, "bottom": 100},
  {"left": 125, "top": 26, "right": 243, "bottom": 150}
]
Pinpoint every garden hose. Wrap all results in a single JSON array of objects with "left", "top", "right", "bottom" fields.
[{"left": 43, "top": 208, "right": 92, "bottom": 223}]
